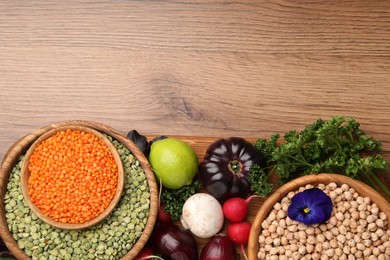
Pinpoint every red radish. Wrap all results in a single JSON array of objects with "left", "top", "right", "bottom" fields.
[
  {"left": 222, "top": 195, "right": 257, "bottom": 222},
  {"left": 227, "top": 221, "right": 251, "bottom": 260},
  {"left": 157, "top": 204, "right": 173, "bottom": 223}
]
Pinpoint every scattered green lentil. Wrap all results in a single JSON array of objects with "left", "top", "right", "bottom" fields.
[{"left": 4, "top": 136, "right": 150, "bottom": 259}]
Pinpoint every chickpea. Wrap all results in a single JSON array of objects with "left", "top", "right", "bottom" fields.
[{"left": 257, "top": 183, "right": 389, "bottom": 259}]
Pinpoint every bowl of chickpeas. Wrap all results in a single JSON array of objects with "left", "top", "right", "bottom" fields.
[
  {"left": 248, "top": 173, "right": 390, "bottom": 260},
  {"left": 20, "top": 124, "right": 125, "bottom": 230}
]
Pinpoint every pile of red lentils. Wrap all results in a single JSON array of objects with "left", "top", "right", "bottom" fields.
[{"left": 28, "top": 129, "right": 118, "bottom": 224}]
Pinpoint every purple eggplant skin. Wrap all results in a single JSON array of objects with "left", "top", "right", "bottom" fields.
[
  {"left": 199, "top": 137, "right": 266, "bottom": 201},
  {"left": 151, "top": 222, "right": 199, "bottom": 260},
  {"left": 200, "top": 234, "right": 238, "bottom": 260}
]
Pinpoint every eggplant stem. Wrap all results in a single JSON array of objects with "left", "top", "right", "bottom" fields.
[
  {"left": 229, "top": 160, "right": 243, "bottom": 176},
  {"left": 240, "top": 244, "right": 248, "bottom": 260}
]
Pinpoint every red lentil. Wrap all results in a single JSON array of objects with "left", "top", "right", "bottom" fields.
[{"left": 28, "top": 129, "right": 118, "bottom": 224}]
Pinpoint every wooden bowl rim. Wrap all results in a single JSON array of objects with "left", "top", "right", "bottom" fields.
[
  {"left": 247, "top": 173, "right": 390, "bottom": 260},
  {"left": 0, "top": 120, "right": 158, "bottom": 260},
  {"left": 20, "top": 124, "right": 125, "bottom": 230}
]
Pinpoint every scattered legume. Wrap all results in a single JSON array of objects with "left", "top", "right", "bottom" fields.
[{"left": 5, "top": 135, "right": 150, "bottom": 259}]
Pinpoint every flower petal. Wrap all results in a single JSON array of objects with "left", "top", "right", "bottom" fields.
[
  {"left": 287, "top": 187, "right": 333, "bottom": 226},
  {"left": 287, "top": 202, "right": 304, "bottom": 220},
  {"left": 304, "top": 206, "right": 327, "bottom": 225},
  {"left": 290, "top": 189, "right": 314, "bottom": 208}
]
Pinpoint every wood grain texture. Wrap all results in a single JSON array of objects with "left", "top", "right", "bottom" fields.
[
  {"left": 0, "top": 0, "right": 390, "bottom": 257},
  {"left": 0, "top": 0, "right": 389, "bottom": 162}
]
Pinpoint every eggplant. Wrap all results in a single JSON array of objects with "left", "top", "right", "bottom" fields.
[
  {"left": 200, "top": 233, "right": 238, "bottom": 260},
  {"left": 199, "top": 137, "right": 266, "bottom": 200},
  {"left": 151, "top": 222, "right": 198, "bottom": 260}
]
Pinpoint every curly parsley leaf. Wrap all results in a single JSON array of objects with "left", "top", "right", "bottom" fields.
[
  {"left": 251, "top": 116, "right": 390, "bottom": 199},
  {"left": 160, "top": 180, "right": 202, "bottom": 221},
  {"left": 249, "top": 164, "right": 273, "bottom": 197}
]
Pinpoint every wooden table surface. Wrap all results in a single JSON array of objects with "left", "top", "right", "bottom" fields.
[
  {"left": 0, "top": 0, "right": 389, "bottom": 258},
  {"left": 1, "top": 0, "right": 390, "bottom": 160}
]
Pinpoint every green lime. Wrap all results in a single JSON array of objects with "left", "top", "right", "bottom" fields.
[{"left": 149, "top": 138, "right": 198, "bottom": 189}]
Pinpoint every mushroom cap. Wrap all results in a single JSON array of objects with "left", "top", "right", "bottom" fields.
[{"left": 181, "top": 193, "right": 224, "bottom": 238}]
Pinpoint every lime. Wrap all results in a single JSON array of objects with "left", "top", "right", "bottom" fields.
[{"left": 149, "top": 138, "right": 198, "bottom": 189}]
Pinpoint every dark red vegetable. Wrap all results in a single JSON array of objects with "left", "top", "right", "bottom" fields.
[
  {"left": 222, "top": 195, "right": 258, "bottom": 222},
  {"left": 199, "top": 137, "right": 266, "bottom": 200},
  {"left": 227, "top": 221, "right": 251, "bottom": 260},
  {"left": 157, "top": 204, "right": 173, "bottom": 223},
  {"left": 200, "top": 233, "right": 238, "bottom": 260},
  {"left": 151, "top": 222, "right": 198, "bottom": 260},
  {"left": 134, "top": 244, "right": 155, "bottom": 260},
  {"left": 0, "top": 238, "right": 14, "bottom": 259}
]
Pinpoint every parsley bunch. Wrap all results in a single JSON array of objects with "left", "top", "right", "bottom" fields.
[
  {"left": 160, "top": 180, "right": 201, "bottom": 221},
  {"left": 250, "top": 116, "right": 390, "bottom": 199}
]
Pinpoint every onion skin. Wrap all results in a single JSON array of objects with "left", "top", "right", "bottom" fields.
[
  {"left": 134, "top": 244, "right": 154, "bottom": 260},
  {"left": 200, "top": 234, "right": 238, "bottom": 260},
  {"left": 199, "top": 137, "right": 266, "bottom": 200},
  {"left": 151, "top": 222, "right": 199, "bottom": 260}
]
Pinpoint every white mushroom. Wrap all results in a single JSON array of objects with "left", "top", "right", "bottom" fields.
[{"left": 180, "top": 193, "right": 224, "bottom": 238}]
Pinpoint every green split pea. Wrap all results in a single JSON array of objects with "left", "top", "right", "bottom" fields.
[{"left": 4, "top": 135, "right": 150, "bottom": 259}]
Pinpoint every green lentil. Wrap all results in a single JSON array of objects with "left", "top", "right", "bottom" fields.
[{"left": 4, "top": 136, "right": 151, "bottom": 259}]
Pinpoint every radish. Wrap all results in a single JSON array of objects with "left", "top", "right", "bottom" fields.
[
  {"left": 227, "top": 221, "right": 251, "bottom": 260},
  {"left": 222, "top": 195, "right": 257, "bottom": 222}
]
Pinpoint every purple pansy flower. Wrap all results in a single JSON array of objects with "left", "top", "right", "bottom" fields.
[{"left": 288, "top": 188, "right": 333, "bottom": 225}]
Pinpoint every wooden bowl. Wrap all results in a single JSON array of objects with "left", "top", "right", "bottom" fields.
[
  {"left": 248, "top": 173, "right": 390, "bottom": 260},
  {"left": 20, "top": 125, "right": 125, "bottom": 230},
  {"left": 0, "top": 121, "right": 158, "bottom": 260}
]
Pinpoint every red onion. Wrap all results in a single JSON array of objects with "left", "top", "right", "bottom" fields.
[
  {"left": 200, "top": 233, "right": 237, "bottom": 260},
  {"left": 151, "top": 222, "right": 198, "bottom": 260}
]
